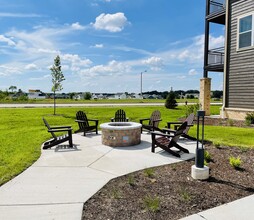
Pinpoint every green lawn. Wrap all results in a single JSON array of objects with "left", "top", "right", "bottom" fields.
[{"left": 0, "top": 104, "right": 252, "bottom": 186}]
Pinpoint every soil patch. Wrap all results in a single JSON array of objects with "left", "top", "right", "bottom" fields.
[{"left": 82, "top": 144, "right": 254, "bottom": 220}]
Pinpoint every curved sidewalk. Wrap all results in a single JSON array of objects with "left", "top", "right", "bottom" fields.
[{"left": 0, "top": 133, "right": 196, "bottom": 220}]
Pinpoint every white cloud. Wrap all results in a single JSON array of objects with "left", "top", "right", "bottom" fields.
[
  {"left": 188, "top": 69, "right": 198, "bottom": 76},
  {"left": 25, "top": 63, "right": 38, "bottom": 70},
  {"left": 0, "top": 35, "right": 16, "bottom": 46},
  {"left": 71, "top": 22, "right": 86, "bottom": 30},
  {"left": 143, "top": 56, "right": 163, "bottom": 66},
  {"left": 38, "top": 48, "right": 60, "bottom": 54},
  {"left": 92, "top": 12, "right": 128, "bottom": 32},
  {"left": 209, "top": 35, "right": 225, "bottom": 49},
  {"left": 0, "top": 65, "right": 22, "bottom": 76},
  {"left": 80, "top": 60, "right": 131, "bottom": 77},
  {"left": 62, "top": 54, "right": 92, "bottom": 67},
  {"left": 91, "top": 44, "right": 104, "bottom": 48}
]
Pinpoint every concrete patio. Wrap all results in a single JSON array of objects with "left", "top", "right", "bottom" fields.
[{"left": 0, "top": 132, "right": 196, "bottom": 220}]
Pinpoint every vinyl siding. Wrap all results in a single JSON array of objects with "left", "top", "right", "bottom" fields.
[{"left": 227, "top": 0, "right": 254, "bottom": 109}]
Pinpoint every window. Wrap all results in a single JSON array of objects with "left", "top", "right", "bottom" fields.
[{"left": 238, "top": 13, "right": 254, "bottom": 49}]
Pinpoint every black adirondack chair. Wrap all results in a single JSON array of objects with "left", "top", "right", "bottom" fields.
[
  {"left": 42, "top": 118, "right": 73, "bottom": 149},
  {"left": 165, "top": 113, "right": 196, "bottom": 141},
  {"left": 75, "top": 111, "right": 99, "bottom": 136},
  {"left": 140, "top": 110, "right": 162, "bottom": 133},
  {"left": 111, "top": 109, "right": 129, "bottom": 122},
  {"left": 151, "top": 121, "right": 189, "bottom": 157}
]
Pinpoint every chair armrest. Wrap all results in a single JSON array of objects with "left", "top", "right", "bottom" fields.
[
  {"left": 166, "top": 121, "right": 182, "bottom": 128},
  {"left": 50, "top": 125, "right": 72, "bottom": 129},
  {"left": 151, "top": 131, "right": 174, "bottom": 138},
  {"left": 88, "top": 119, "right": 99, "bottom": 122},
  {"left": 140, "top": 118, "right": 150, "bottom": 123},
  {"left": 111, "top": 118, "right": 115, "bottom": 122},
  {"left": 126, "top": 118, "right": 129, "bottom": 122},
  {"left": 162, "top": 128, "right": 176, "bottom": 134},
  {"left": 48, "top": 128, "right": 72, "bottom": 132},
  {"left": 152, "top": 119, "right": 162, "bottom": 123}
]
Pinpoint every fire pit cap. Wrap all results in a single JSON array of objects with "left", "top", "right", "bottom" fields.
[{"left": 100, "top": 122, "right": 142, "bottom": 130}]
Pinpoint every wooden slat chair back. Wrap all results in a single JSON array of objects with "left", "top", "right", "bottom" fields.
[
  {"left": 42, "top": 117, "right": 73, "bottom": 149},
  {"left": 76, "top": 111, "right": 90, "bottom": 129},
  {"left": 166, "top": 113, "right": 196, "bottom": 141},
  {"left": 111, "top": 109, "right": 129, "bottom": 122},
  {"left": 140, "top": 110, "right": 162, "bottom": 133},
  {"left": 151, "top": 121, "right": 189, "bottom": 158},
  {"left": 149, "top": 110, "right": 161, "bottom": 127},
  {"left": 184, "top": 113, "right": 195, "bottom": 134},
  {"left": 75, "top": 111, "right": 99, "bottom": 136}
]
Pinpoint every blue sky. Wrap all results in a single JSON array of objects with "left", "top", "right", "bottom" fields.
[{"left": 0, "top": 0, "right": 225, "bottom": 93}]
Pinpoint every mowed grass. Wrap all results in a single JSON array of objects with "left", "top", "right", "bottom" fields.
[{"left": 0, "top": 105, "right": 253, "bottom": 186}]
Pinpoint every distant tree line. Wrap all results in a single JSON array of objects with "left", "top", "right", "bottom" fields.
[{"left": 143, "top": 90, "right": 223, "bottom": 99}]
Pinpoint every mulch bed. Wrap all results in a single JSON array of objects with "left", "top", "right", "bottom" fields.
[{"left": 82, "top": 144, "right": 254, "bottom": 220}]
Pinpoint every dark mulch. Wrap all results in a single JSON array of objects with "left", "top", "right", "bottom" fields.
[{"left": 82, "top": 144, "right": 254, "bottom": 220}]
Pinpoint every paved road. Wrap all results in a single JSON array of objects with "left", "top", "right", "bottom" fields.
[{"left": 0, "top": 103, "right": 222, "bottom": 108}]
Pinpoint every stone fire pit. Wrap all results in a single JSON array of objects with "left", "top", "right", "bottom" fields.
[{"left": 100, "top": 122, "right": 142, "bottom": 147}]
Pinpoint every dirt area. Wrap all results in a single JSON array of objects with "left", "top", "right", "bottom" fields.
[
  {"left": 82, "top": 143, "right": 254, "bottom": 220},
  {"left": 82, "top": 118, "right": 254, "bottom": 219}
]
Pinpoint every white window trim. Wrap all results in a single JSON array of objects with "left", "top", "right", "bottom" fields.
[{"left": 237, "top": 12, "right": 254, "bottom": 51}]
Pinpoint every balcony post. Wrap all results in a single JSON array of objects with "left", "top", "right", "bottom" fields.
[{"left": 203, "top": 0, "right": 210, "bottom": 78}]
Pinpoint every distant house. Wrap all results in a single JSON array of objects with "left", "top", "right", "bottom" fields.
[
  {"left": 108, "top": 93, "right": 127, "bottom": 99},
  {"left": 28, "top": 90, "right": 46, "bottom": 99},
  {"left": 185, "top": 93, "right": 199, "bottom": 99},
  {"left": 201, "top": 0, "right": 254, "bottom": 119}
]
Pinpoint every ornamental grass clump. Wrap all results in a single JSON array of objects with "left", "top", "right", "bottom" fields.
[
  {"left": 245, "top": 112, "right": 254, "bottom": 126},
  {"left": 144, "top": 168, "right": 155, "bottom": 178},
  {"left": 143, "top": 195, "right": 160, "bottom": 212},
  {"left": 204, "top": 150, "right": 212, "bottom": 163},
  {"left": 229, "top": 156, "right": 242, "bottom": 169}
]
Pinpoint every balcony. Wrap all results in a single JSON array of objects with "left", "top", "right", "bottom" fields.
[
  {"left": 206, "top": 0, "right": 226, "bottom": 24},
  {"left": 205, "top": 47, "right": 224, "bottom": 72}
]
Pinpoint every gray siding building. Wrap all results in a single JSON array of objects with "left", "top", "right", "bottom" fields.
[{"left": 202, "top": 0, "right": 254, "bottom": 119}]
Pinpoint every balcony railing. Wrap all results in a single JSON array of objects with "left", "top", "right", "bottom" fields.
[
  {"left": 208, "top": 47, "right": 224, "bottom": 66},
  {"left": 209, "top": 0, "right": 225, "bottom": 15}
]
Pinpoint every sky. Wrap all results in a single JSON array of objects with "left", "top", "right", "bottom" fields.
[{"left": 0, "top": 0, "right": 225, "bottom": 93}]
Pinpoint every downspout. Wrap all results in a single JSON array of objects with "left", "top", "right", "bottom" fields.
[{"left": 222, "top": 0, "right": 229, "bottom": 118}]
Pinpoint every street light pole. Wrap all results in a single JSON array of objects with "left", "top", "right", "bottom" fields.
[{"left": 140, "top": 70, "right": 147, "bottom": 99}]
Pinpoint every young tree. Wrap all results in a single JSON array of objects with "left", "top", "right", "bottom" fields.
[
  {"left": 84, "top": 92, "right": 92, "bottom": 100},
  {"left": 50, "top": 55, "right": 65, "bottom": 115},
  {"left": 165, "top": 90, "right": 178, "bottom": 109},
  {"left": 9, "top": 85, "right": 17, "bottom": 93}
]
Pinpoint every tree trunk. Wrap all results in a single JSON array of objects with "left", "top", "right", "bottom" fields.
[{"left": 54, "top": 91, "right": 56, "bottom": 115}]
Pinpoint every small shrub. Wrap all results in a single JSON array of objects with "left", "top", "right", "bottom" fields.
[
  {"left": 204, "top": 150, "right": 212, "bottom": 162},
  {"left": 245, "top": 112, "right": 254, "bottom": 125},
  {"left": 204, "top": 160, "right": 208, "bottom": 166},
  {"left": 165, "top": 91, "right": 177, "bottom": 109},
  {"left": 111, "top": 189, "right": 122, "bottom": 199},
  {"left": 185, "top": 103, "right": 200, "bottom": 117},
  {"left": 229, "top": 156, "right": 242, "bottom": 169},
  {"left": 179, "top": 188, "right": 191, "bottom": 202},
  {"left": 144, "top": 168, "right": 155, "bottom": 178},
  {"left": 127, "top": 174, "right": 135, "bottom": 186},
  {"left": 143, "top": 195, "right": 160, "bottom": 212}
]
